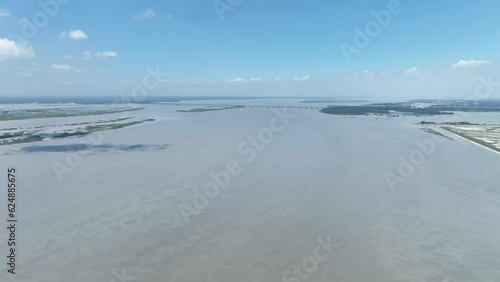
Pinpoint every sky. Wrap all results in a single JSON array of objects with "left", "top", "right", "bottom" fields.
[{"left": 0, "top": 0, "right": 500, "bottom": 98}]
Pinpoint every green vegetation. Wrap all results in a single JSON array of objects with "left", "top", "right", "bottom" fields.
[
  {"left": 411, "top": 99, "right": 500, "bottom": 112},
  {"left": 0, "top": 118, "right": 155, "bottom": 146},
  {"left": 0, "top": 131, "right": 26, "bottom": 139},
  {"left": 322, "top": 100, "right": 500, "bottom": 116},
  {"left": 0, "top": 107, "right": 143, "bottom": 121},
  {"left": 53, "top": 130, "right": 87, "bottom": 139},
  {"left": 65, "top": 117, "right": 133, "bottom": 126},
  {"left": 86, "top": 120, "right": 147, "bottom": 132},
  {"left": 0, "top": 135, "right": 44, "bottom": 146},
  {"left": 420, "top": 128, "right": 453, "bottom": 140},
  {"left": 53, "top": 119, "right": 155, "bottom": 139},
  {"left": 441, "top": 127, "right": 500, "bottom": 153},
  {"left": 177, "top": 107, "right": 239, "bottom": 113},
  {"left": 300, "top": 99, "right": 369, "bottom": 104},
  {"left": 321, "top": 105, "right": 451, "bottom": 116}
]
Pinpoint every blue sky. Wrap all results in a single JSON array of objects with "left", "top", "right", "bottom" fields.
[{"left": 1, "top": 0, "right": 499, "bottom": 97}]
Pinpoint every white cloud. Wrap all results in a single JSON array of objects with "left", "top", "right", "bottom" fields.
[
  {"left": 405, "top": 67, "right": 419, "bottom": 74},
  {"left": 82, "top": 51, "right": 92, "bottom": 60},
  {"left": 345, "top": 70, "right": 376, "bottom": 80},
  {"left": 228, "top": 77, "right": 246, "bottom": 83},
  {"left": 293, "top": 75, "right": 310, "bottom": 81},
  {"left": 166, "top": 14, "right": 173, "bottom": 20},
  {"left": 361, "top": 70, "right": 374, "bottom": 77},
  {"left": 134, "top": 9, "right": 155, "bottom": 20},
  {"left": 250, "top": 77, "right": 263, "bottom": 82},
  {"left": 0, "top": 38, "right": 35, "bottom": 61},
  {"left": 59, "top": 29, "right": 88, "bottom": 40},
  {"left": 62, "top": 54, "right": 73, "bottom": 60},
  {"left": 95, "top": 51, "right": 118, "bottom": 59},
  {"left": 50, "top": 64, "right": 74, "bottom": 70},
  {"left": 452, "top": 60, "right": 493, "bottom": 68},
  {"left": 0, "top": 8, "right": 10, "bottom": 17}
]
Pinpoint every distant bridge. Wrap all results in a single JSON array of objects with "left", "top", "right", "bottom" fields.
[{"left": 142, "top": 102, "right": 323, "bottom": 110}]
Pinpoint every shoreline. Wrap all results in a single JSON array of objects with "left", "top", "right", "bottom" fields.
[{"left": 437, "top": 126, "right": 500, "bottom": 156}]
